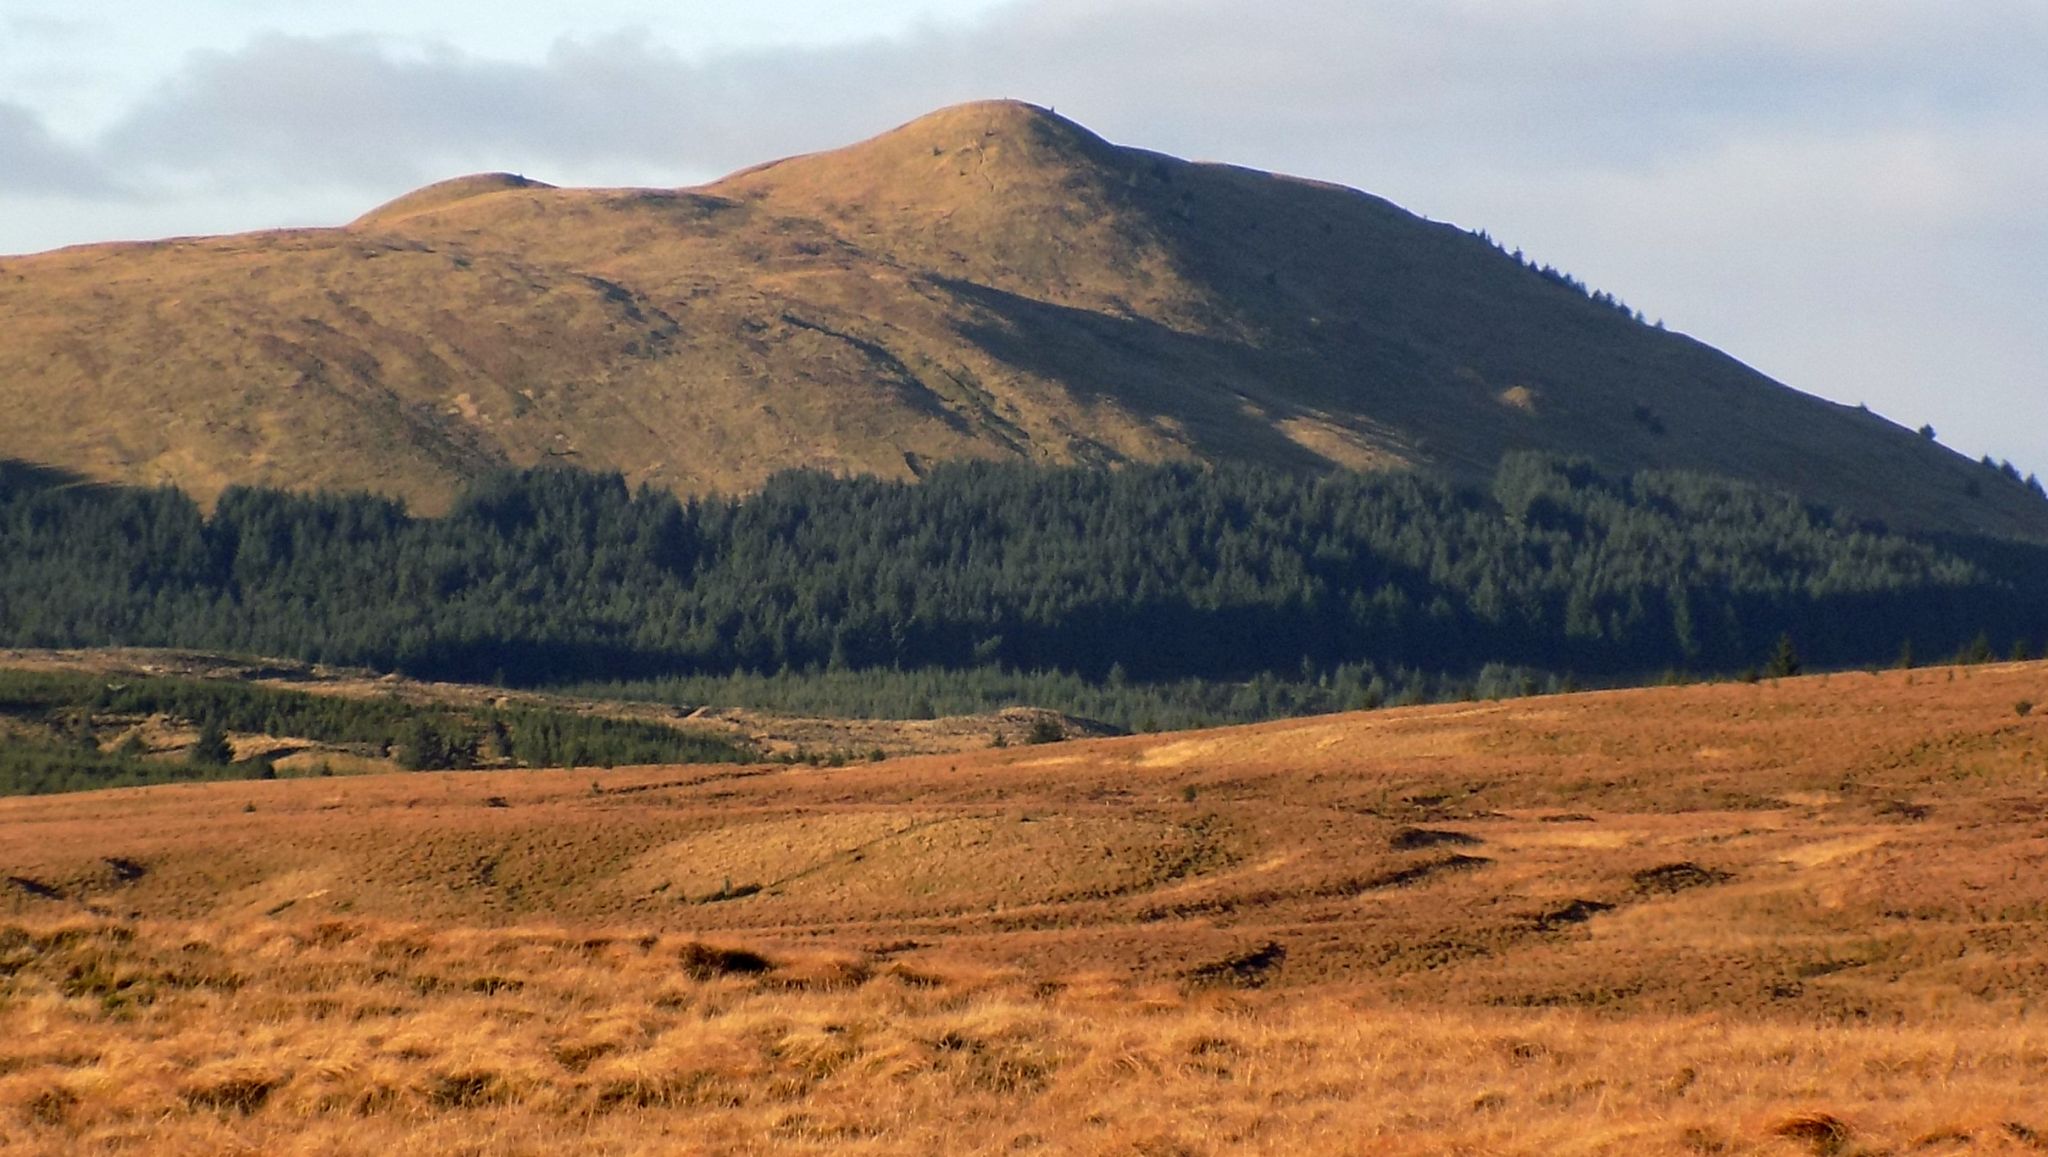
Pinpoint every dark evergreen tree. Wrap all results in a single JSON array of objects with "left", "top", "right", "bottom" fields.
[
  {"left": 397, "top": 718, "right": 451, "bottom": 771},
  {"left": 1763, "top": 634, "right": 1802, "bottom": 679},
  {"left": 191, "top": 719, "right": 233, "bottom": 766}
]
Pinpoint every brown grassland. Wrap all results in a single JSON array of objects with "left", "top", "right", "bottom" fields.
[{"left": 3, "top": 661, "right": 2047, "bottom": 1153}]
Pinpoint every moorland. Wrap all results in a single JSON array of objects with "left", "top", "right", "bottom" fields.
[{"left": 4, "top": 662, "right": 2047, "bottom": 1154}]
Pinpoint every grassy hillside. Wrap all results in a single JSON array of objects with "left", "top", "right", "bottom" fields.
[
  {"left": 3, "top": 663, "right": 2046, "bottom": 1153},
  {"left": 2, "top": 101, "right": 2041, "bottom": 541}
]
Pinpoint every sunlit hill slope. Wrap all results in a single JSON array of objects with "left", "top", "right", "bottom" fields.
[{"left": 2, "top": 100, "right": 2039, "bottom": 540}]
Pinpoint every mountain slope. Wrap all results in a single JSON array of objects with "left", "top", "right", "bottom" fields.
[{"left": 2, "top": 100, "right": 2041, "bottom": 539}]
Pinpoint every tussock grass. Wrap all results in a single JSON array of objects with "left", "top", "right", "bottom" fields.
[
  {"left": 4, "top": 915, "right": 2048, "bottom": 1155},
  {"left": 6, "top": 665, "right": 2048, "bottom": 1151}
]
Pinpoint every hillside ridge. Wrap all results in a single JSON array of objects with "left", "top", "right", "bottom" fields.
[{"left": 2, "top": 99, "right": 2043, "bottom": 540}]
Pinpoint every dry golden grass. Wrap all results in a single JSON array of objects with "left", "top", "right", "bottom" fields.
[
  {"left": 5, "top": 661, "right": 2048, "bottom": 1151},
  {"left": 5, "top": 914, "right": 2048, "bottom": 1155}
]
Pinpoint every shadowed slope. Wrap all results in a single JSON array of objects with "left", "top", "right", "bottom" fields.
[{"left": 1, "top": 100, "right": 2040, "bottom": 538}]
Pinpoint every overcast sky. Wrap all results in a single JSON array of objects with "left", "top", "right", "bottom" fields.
[{"left": 3, "top": 0, "right": 2042, "bottom": 475}]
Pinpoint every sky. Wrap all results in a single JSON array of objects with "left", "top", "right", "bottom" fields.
[{"left": 3, "top": 0, "right": 2042, "bottom": 476}]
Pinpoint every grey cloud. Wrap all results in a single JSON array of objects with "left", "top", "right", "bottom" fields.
[
  {"left": 0, "top": 101, "right": 121, "bottom": 195},
  {"left": 104, "top": 34, "right": 586, "bottom": 188},
  {"left": 5, "top": 14, "right": 96, "bottom": 41},
  {"left": 954, "top": 0, "right": 2048, "bottom": 176},
  {"left": 95, "top": 2, "right": 2048, "bottom": 195},
  {"left": 99, "top": 31, "right": 940, "bottom": 188}
]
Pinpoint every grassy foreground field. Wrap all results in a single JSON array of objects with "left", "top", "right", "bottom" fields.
[{"left": 4, "top": 662, "right": 2047, "bottom": 1153}]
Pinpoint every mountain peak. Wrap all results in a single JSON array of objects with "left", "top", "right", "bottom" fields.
[
  {"left": 885, "top": 99, "right": 1102, "bottom": 148},
  {"left": 715, "top": 99, "right": 1121, "bottom": 202},
  {"left": 352, "top": 172, "right": 554, "bottom": 229},
  {"left": 707, "top": 97, "right": 1194, "bottom": 317}
]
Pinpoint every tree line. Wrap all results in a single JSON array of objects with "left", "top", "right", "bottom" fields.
[
  {"left": 2, "top": 454, "right": 2043, "bottom": 713},
  {"left": 0, "top": 667, "right": 752, "bottom": 796}
]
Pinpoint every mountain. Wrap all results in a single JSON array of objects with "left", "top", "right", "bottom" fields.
[{"left": 2, "top": 100, "right": 2041, "bottom": 539}]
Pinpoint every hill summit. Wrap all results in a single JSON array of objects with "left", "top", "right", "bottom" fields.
[{"left": 1, "top": 100, "right": 2040, "bottom": 539}]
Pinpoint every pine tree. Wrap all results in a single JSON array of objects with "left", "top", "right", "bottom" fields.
[
  {"left": 191, "top": 719, "right": 233, "bottom": 766},
  {"left": 1764, "top": 634, "right": 1802, "bottom": 679}
]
